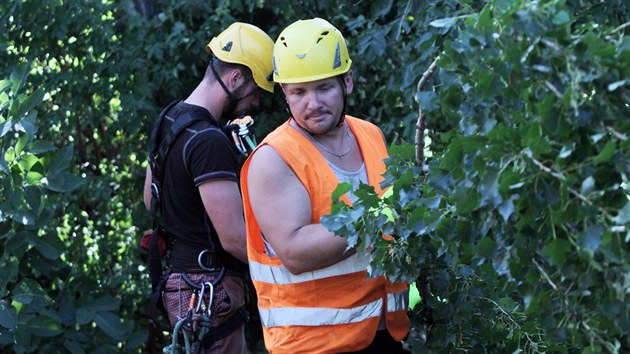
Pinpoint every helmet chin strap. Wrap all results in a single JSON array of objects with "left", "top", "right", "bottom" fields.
[{"left": 211, "top": 59, "right": 259, "bottom": 119}]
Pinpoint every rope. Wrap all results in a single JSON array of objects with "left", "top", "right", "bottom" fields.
[{"left": 163, "top": 317, "right": 192, "bottom": 354}]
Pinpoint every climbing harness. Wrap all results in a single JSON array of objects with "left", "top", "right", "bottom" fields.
[
  {"left": 146, "top": 102, "right": 251, "bottom": 352},
  {"left": 162, "top": 257, "right": 247, "bottom": 354}
]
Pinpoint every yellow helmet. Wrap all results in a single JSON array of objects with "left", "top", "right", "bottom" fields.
[
  {"left": 273, "top": 18, "right": 352, "bottom": 84},
  {"left": 206, "top": 22, "right": 275, "bottom": 93}
]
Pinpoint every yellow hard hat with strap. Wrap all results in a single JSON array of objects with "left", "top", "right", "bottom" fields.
[
  {"left": 272, "top": 18, "right": 352, "bottom": 84},
  {"left": 206, "top": 22, "right": 275, "bottom": 93}
]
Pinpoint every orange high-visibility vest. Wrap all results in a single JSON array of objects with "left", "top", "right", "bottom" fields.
[{"left": 241, "top": 116, "right": 410, "bottom": 354}]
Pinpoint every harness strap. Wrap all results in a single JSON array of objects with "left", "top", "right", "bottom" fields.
[
  {"left": 148, "top": 103, "right": 213, "bottom": 291},
  {"left": 199, "top": 306, "right": 250, "bottom": 349}
]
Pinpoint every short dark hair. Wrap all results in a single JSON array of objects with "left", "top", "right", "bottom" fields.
[{"left": 205, "top": 57, "right": 253, "bottom": 82}]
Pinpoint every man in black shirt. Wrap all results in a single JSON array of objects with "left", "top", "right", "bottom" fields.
[{"left": 142, "top": 22, "right": 274, "bottom": 353}]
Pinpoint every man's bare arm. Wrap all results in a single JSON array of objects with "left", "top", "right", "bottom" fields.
[
  {"left": 199, "top": 180, "right": 248, "bottom": 263},
  {"left": 247, "top": 145, "right": 354, "bottom": 274}
]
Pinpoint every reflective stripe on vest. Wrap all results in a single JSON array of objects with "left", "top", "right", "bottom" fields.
[
  {"left": 259, "top": 298, "right": 382, "bottom": 328},
  {"left": 258, "top": 290, "right": 408, "bottom": 328},
  {"left": 249, "top": 251, "right": 370, "bottom": 285},
  {"left": 388, "top": 289, "right": 409, "bottom": 312}
]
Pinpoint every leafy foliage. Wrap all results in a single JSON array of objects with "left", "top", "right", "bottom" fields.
[{"left": 324, "top": 0, "right": 630, "bottom": 353}]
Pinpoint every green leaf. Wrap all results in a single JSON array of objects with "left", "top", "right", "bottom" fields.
[
  {"left": 15, "top": 134, "right": 30, "bottom": 155},
  {"left": 24, "top": 186, "right": 43, "bottom": 216},
  {"left": 10, "top": 62, "right": 30, "bottom": 96},
  {"left": 331, "top": 182, "right": 352, "bottom": 202},
  {"left": 552, "top": 11, "right": 570, "bottom": 25},
  {"left": 0, "top": 79, "right": 11, "bottom": 93},
  {"left": 76, "top": 308, "right": 95, "bottom": 325},
  {"left": 453, "top": 185, "right": 479, "bottom": 213},
  {"left": 498, "top": 196, "right": 515, "bottom": 222},
  {"left": 593, "top": 140, "right": 615, "bottom": 164},
  {"left": 123, "top": 330, "right": 149, "bottom": 350},
  {"left": 541, "top": 239, "right": 572, "bottom": 267},
  {"left": 27, "top": 314, "right": 63, "bottom": 337},
  {"left": 580, "top": 176, "right": 595, "bottom": 195},
  {"left": 369, "top": 0, "right": 393, "bottom": 18},
  {"left": 580, "top": 225, "right": 603, "bottom": 251},
  {"left": 0, "top": 301, "right": 16, "bottom": 329},
  {"left": 430, "top": 17, "right": 457, "bottom": 29},
  {"left": 63, "top": 340, "right": 87, "bottom": 354},
  {"left": 83, "top": 296, "right": 121, "bottom": 313},
  {"left": 17, "top": 153, "right": 39, "bottom": 172},
  {"left": 43, "top": 144, "right": 74, "bottom": 175},
  {"left": 607, "top": 80, "right": 626, "bottom": 91},
  {"left": 26, "top": 170, "right": 44, "bottom": 186},
  {"left": 414, "top": 91, "right": 439, "bottom": 112},
  {"left": 387, "top": 142, "right": 415, "bottom": 160},
  {"left": 43, "top": 171, "right": 84, "bottom": 192},
  {"left": 0, "top": 121, "right": 11, "bottom": 137},
  {"left": 14, "top": 110, "right": 38, "bottom": 136},
  {"left": 94, "top": 312, "right": 126, "bottom": 341},
  {"left": 26, "top": 140, "right": 56, "bottom": 154},
  {"left": 20, "top": 88, "right": 45, "bottom": 116},
  {"left": 36, "top": 233, "right": 65, "bottom": 260},
  {"left": 13, "top": 278, "right": 49, "bottom": 304},
  {"left": 613, "top": 202, "right": 630, "bottom": 224}
]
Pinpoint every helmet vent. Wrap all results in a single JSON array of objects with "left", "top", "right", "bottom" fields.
[
  {"left": 316, "top": 31, "right": 330, "bottom": 44},
  {"left": 280, "top": 36, "right": 288, "bottom": 47}
]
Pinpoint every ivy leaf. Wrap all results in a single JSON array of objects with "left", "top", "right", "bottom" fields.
[
  {"left": 607, "top": 80, "right": 626, "bottom": 91},
  {"left": 580, "top": 225, "right": 603, "bottom": 251},
  {"left": 498, "top": 196, "right": 515, "bottom": 222},
  {"left": 331, "top": 182, "right": 352, "bottom": 203},
  {"left": 541, "top": 239, "right": 572, "bottom": 267},
  {"left": 552, "top": 11, "right": 570, "bottom": 25},
  {"left": 580, "top": 176, "right": 595, "bottom": 196},
  {"left": 414, "top": 91, "right": 439, "bottom": 112},
  {"left": 613, "top": 202, "right": 630, "bottom": 224},
  {"left": 593, "top": 140, "right": 615, "bottom": 164},
  {"left": 430, "top": 17, "right": 457, "bottom": 29}
]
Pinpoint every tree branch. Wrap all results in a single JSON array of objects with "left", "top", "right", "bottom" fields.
[{"left": 415, "top": 56, "right": 439, "bottom": 168}]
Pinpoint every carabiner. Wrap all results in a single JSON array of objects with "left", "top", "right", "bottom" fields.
[
  {"left": 195, "top": 282, "right": 206, "bottom": 313},
  {"left": 204, "top": 282, "right": 215, "bottom": 317},
  {"left": 197, "top": 249, "right": 216, "bottom": 272}
]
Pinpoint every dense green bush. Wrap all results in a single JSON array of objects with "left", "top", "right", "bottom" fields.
[{"left": 324, "top": 0, "right": 630, "bottom": 353}]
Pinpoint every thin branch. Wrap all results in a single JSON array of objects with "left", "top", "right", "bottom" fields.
[
  {"left": 544, "top": 80, "right": 563, "bottom": 99},
  {"left": 611, "top": 21, "right": 630, "bottom": 34},
  {"left": 416, "top": 56, "right": 440, "bottom": 168},
  {"left": 607, "top": 126, "right": 627, "bottom": 141},
  {"left": 395, "top": 0, "right": 413, "bottom": 41},
  {"left": 417, "top": 56, "right": 440, "bottom": 92},
  {"left": 481, "top": 297, "right": 537, "bottom": 346},
  {"left": 530, "top": 156, "right": 615, "bottom": 221},
  {"left": 531, "top": 157, "right": 565, "bottom": 180},
  {"left": 532, "top": 258, "right": 558, "bottom": 290}
]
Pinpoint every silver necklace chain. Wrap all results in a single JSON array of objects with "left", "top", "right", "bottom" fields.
[{"left": 312, "top": 127, "right": 352, "bottom": 160}]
